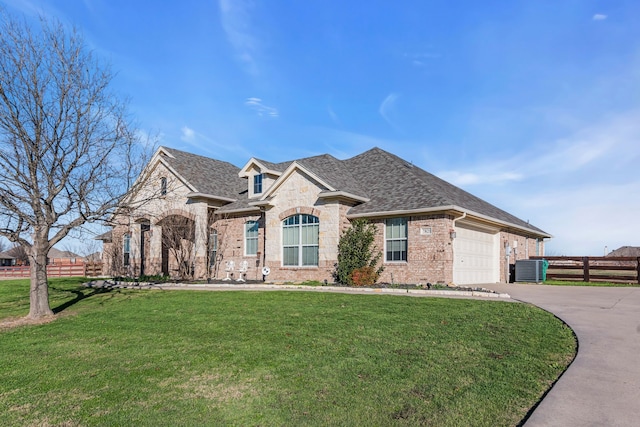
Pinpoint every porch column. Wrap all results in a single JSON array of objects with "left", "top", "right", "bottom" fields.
[
  {"left": 148, "top": 223, "right": 162, "bottom": 276},
  {"left": 194, "top": 202, "right": 209, "bottom": 279}
]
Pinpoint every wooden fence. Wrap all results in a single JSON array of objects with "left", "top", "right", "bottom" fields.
[
  {"left": 530, "top": 256, "right": 640, "bottom": 284},
  {"left": 0, "top": 262, "right": 102, "bottom": 279}
]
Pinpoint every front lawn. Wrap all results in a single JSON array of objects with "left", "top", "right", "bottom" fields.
[{"left": 0, "top": 278, "right": 575, "bottom": 426}]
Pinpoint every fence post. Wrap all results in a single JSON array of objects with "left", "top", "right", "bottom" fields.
[
  {"left": 583, "top": 256, "right": 590, "bottom": 282},
  {"left": 637, "top": 257, "right": 640, "bottom": 285}
]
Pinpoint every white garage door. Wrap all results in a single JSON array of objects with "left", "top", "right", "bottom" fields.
[{"left": 453, "top": 224, "right": 499, "bottom": 285}]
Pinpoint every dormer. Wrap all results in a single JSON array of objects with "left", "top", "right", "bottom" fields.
[{"left": 239, "top": 158, "right": 284, "bottom": 199}]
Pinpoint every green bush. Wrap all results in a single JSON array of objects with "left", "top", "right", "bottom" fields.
[{"left": 334, "top": 219, "right": 384, "bottom": 285}]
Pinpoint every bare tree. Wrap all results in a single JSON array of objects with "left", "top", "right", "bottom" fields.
[
  {"left": 0, "top": 12, "right": 151, "bottom": 318},
  {"left": 160, "top": 215, "right": 196, "bottom": 280},
  {"left": 7, "top": 243, "right": 29, "bottom": 265},
  {"left": 207, "top": 211, "right": 232, "bottom": 280},
  {"left": 102, "top": 232, "right": 126, "bottom": 278},
  {"left": 0, "top": 238, "right": 7, "bottom": 253}
]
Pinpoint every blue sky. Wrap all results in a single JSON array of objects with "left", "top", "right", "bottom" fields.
[{"left": 3, "top": 0, "right": 639, "bottom": 256}]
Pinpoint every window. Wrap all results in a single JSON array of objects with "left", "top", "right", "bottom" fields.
[
  {"left": 283, "top": 214, "right": 319, "bottom": 266},
  {"left": 123, "top": 234, "right": 131, "bottom": 266},
  {"left": 253, "top": 174, "right": 263, "bottom": 194},
  {"left": 385, "top": 218, "right": 407, "bottom": 262},
  {"left": 160, "top": 177, "right": 167, "bottom": 196},
  {"left": 209, "top": 230, "right": 218, "bottom": 267},
  {"left": 245, "top": 221, "right": 259, "bottom": 256}
]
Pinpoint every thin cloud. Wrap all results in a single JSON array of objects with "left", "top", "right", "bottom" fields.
[
  {"left": 508, "top": 182, "right": 640, "bottom": 255},
  {"left": 308, "top": 126, "right": 400, "bottom": 160},
  {"left": 592, "top": 14, "right": 608, "bottom": 21},
  {"left": 434, "top": 110, "right": 640, "bottom": 255},
  {"left": 219, "top": 0, "right": 259, "bottom": 75},
  {"left": 439, "top": 171, "right": 523, "bottom": 186},
  {"left": 327, "top": 106, "right": 341, "bottom": 126},
  {"left": 379, "top": 92, "right": 400, "bottom": 129},
  {"left": 2, "top": 0, "right": 46, "bottom": 16},
  {"left": 439, "top": 110, "right": 640, "bottom": 187},
  {"left": 176, "top": 126, "right": 252, "bottom": 159},
  {"left": 245, "top": 97, "right": 279, "bottom": 118},
  {"left": 181, "top": 126, "right": 195, "bottom": 142},
  {"left": 136, "top": 129, "right": 161, "bottom": 150},
  {"left": 404, "top": 52, "right": 442, "bottom": 67}
]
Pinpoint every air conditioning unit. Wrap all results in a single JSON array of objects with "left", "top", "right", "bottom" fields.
[{"left": 515, "top": 259, "right": 545, "bottom": 283}]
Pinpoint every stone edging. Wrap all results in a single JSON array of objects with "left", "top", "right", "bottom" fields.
[{"left": 86, "top": 280, "right": 510, "bottom": 299}]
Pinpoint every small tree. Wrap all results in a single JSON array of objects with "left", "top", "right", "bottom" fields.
[
  {"left": 206, "top": 211, "right": 230, "bottom": 280},
  {"left": 334, "top": 219, "right": 384, "bottom": 286}
]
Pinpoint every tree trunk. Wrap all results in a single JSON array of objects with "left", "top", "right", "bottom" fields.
[{"left": 29, "top": 239, "right": 54, "bottom": 319}]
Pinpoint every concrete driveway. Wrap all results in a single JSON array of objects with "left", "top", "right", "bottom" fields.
[{"left": 488, "top": 283, "right": 640, "bottom": 427}]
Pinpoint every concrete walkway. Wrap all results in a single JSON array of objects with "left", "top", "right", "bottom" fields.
[{"left": 487, "top": 283, "right": 640, "bottom": 427}]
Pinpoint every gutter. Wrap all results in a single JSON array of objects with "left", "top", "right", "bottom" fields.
[
  {"left": 186, "top": 192, "right": 236, "bottom": 203},
  {"left": 216, "top": 206, "right": 261, "bottom": 215}
]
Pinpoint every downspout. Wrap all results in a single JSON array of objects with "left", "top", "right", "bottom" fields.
[
  {"left": 260, "top": 207, "right": 267, "bottom": 281},
  {"left": 452, "top": 211, "right": 467, "bottom": 230}
]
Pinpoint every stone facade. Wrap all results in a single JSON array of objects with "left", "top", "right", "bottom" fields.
[{"left": 104, "top": 161, "right": 210, "bottom": 279}]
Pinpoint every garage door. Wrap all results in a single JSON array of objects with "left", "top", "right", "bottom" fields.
[{"left": 453, "top": 223, "right": 499, "bottom": 285}]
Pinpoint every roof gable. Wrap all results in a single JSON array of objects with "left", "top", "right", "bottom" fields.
[
  {"left": 160, "top": 147, "right": 245, "bottom": 202},
  {"left": 256, "top": 153, "right": 369, "bottom": 202},
  {"left": 238, "top": 157, "right": 287, "bottom": 178}
]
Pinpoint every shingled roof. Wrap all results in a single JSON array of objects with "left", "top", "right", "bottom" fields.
[
  {"left": 607, "top": 246, "right": 640, "bottom": 257},
  {"left": 294, "top": 154, "right": 369, "bottom": 197},
  {"left": 158, "top": 146, "right": 548, "bottom": 236},
  {"left": 251, "top": 158, "right": 289, "bottom": 174},
  {"left": 160, "top": 147, "right": 245, "bottom": 200},
  {"left": 344, "top": 148, "right": 547, "bottom": 234}
]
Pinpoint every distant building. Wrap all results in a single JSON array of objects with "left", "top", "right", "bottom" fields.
[
  {"left": 607, "top": 246, "right": 640, "bottom": 257},
  {"left": 0, "top": 247, "right": 82, "bottom": 267},
  {"left": 0, "top": 252, "right": 17, "bottom": 266}
]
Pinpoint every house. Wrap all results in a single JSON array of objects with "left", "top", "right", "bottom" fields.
[
  {"left": 99, "top": 146, "right": 550, "bottom": 285},
  {"left": 0, "top": 247, "right": 81, "bottom": 267},
  {"left": 47, "top": 248, "right": 82, "bottom": 265},
  {"left": 606, "top": 246, "right": 640, "bottom": 258},
  {"left": 0, "top": 252, "right": 16, "bottom": 267}
]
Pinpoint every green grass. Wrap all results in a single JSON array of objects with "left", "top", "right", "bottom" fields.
[{"left": 0, "top": 278, "right": 576, "bottom": 426}]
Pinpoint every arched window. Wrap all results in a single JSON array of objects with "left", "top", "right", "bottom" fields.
[{"left": 283, "top": 214, "right": 319, "bottom": 266}]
